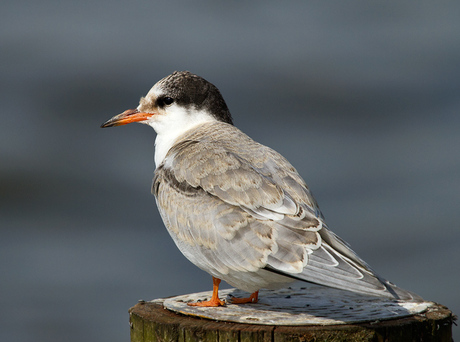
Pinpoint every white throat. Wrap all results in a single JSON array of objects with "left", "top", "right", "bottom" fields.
[{"left": 148, "top": 107, "right": 216, "bottom": 167}]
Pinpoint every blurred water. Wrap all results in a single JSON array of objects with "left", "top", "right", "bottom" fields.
[{"left": 1, "top": 1, "right": 459, "bottom": 341}]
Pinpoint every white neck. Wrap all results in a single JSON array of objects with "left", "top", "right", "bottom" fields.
[{"left": 147, "top": 107, "right": 216, "bottom": 167}]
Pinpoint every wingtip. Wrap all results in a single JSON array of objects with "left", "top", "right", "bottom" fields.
[{"left": 381, "top": 279, "right": 424, "bottom": 302}]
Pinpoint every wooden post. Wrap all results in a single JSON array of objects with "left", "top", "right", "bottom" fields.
[{"left": 128, "top": 288, "right": 453, "bottom": 342}]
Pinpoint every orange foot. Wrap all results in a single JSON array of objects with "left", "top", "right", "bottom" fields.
[
  {"left": 187, "top": 297, "right": 225, "bottom": 307},
  {"left": 228, "top": 291, "right": 259, "bottom": 304},
  {"left": 187, "top": 277, "right": 226, "bottom": 307}
]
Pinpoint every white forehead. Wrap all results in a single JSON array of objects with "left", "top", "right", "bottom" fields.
[{"left": 145, "top": 82, "right": 165, "bottom": 100}]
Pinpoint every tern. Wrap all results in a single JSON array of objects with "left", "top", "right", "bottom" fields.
[{"left": 101, "top": 71, "right": 421, "bottom": 306}]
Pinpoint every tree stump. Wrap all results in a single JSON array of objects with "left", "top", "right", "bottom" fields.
[{"left": 129, "top": 287, "right": 453, "bottom": 342}]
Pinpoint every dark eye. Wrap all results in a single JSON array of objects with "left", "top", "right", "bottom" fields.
[
  {"left": 157, "top": 96, "right": 174, "bottom": 108},
  {"left": 163, "top": 97, "right": 174, "bottom": 105}
]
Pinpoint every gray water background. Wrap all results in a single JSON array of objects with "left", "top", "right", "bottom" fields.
[{"left": 1, "top": 1, "right": 459, "bottom": 341}]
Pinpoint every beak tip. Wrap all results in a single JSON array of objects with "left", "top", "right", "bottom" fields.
[
  {"left": 100, "top": 108, "right": 149, "bottom": 129},
  {"left": 100, "top": 119, "right": 118, "bottom": 128}
]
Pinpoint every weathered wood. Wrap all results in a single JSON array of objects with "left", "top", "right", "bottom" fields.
[
  {"left": 129, "top": 300, "right": 453, "bottom": 342},
  {"left": 161, "top": 287, "right": 433, "bottom": 326}
]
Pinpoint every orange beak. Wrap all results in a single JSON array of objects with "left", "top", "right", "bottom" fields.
[{"left": 100, "top": 109, "right": 154, "bottom": 128}]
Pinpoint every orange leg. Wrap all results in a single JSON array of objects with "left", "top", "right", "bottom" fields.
[
  {"left": 187, "top": 277, "right": 225, "bottom": 307},
  {"left": 228, "top": 290, "right": 259, "bottom": 304}
]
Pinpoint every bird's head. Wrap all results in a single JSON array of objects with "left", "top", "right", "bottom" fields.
[{"left": 101, "top": 71, "right": 233, "bottom": 134}]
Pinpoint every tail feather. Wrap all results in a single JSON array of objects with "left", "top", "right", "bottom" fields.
[{"left": 266, "top": 225, "right": 423, "bottom": 301}]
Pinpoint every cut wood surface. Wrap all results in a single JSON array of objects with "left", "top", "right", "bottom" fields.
[{"left": 129, "top": 288, "right": 453, "bottom": 342}]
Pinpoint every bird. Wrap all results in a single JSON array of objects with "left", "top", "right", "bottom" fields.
[{"left": 101, "top": 71, "right": 422, "bottom": 307}]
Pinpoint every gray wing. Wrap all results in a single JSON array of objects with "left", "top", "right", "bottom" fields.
[
  {"left": 153, "top": 140, "right": 321, "bottom": 276},
  {"left": 154, "top": 122, "right": 421, "bottom": 301}
]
